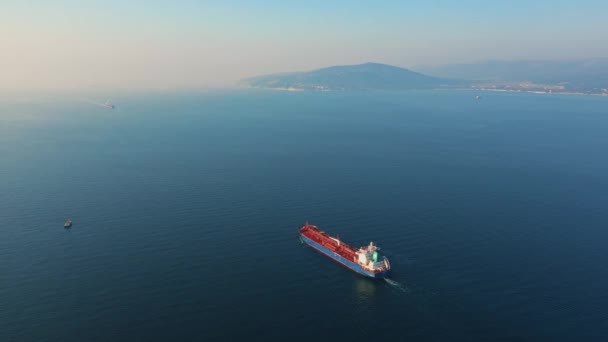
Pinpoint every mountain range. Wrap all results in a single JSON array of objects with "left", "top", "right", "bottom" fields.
[
  {"left": 241, "top": 60, "right": 608, "bottom": 94},
  {"left": 241, "top": 63, "right": 462, "bottom": 91},
  {"left": 413, "top": 59, "right": 608, "bottom": 90}
]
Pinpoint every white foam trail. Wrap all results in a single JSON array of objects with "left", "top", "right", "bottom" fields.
[
  {"left": 79, "top": 98, "right": 113, "bottom": 109},
  {"left": 384, "top": 278, "right": 409, "bottom": 293}
]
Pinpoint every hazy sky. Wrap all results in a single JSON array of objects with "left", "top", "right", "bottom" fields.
[{"left": 2, "top": 0, "right": 607, "bottom": 91}]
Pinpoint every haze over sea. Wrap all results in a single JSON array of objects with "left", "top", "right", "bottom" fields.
[{"left": 1, "top": 90, "right": 607, "bottom": 341}]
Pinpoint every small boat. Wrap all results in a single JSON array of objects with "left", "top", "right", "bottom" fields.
[
  {"left": 102, "top": 100, "right": 115, "bottom": 109},
  {"left": 475, "top": 95, "right": 482, "bottom": 100},
  {"left": 64, "top": 219, "right": 72, "bottom": 228}
]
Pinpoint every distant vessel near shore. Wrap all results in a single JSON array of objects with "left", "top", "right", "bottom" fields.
[
  {"left": 64, "top": 219, "right": 72, "bottom": 228},
  {"left": 102, "top": 100, "right": 114, "bottom": 109},
  {"left": 299, "top": 223, "right": 391, "bottom": 278}
]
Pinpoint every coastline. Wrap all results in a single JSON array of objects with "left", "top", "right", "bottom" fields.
[
  {"left": 470, "top": 88, "right": 608, "bottom": 97},
  {"left": 243, "top": 85, "right": 608, "bottom": 97}
]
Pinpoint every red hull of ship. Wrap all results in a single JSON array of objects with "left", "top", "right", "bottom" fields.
[{"left": 299, "top": 223, "right": 357, "bottom": 261}]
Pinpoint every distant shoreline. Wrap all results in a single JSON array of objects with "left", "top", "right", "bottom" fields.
[
  {"left": 241, "top": 62, "right": 608, "bottom": 97},
  {"left": 244, "top": 85, "right": 608, "bottom": 97},
  {"left": 470, "top": 88, "right": 608, "bottom": 97}
]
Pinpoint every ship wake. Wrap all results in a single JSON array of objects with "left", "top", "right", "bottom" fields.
[{"left": 384, "top": 278, "right": 409, "bottom": 293}]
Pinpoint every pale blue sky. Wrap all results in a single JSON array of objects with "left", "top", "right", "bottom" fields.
[{"left": 2, "top": 1, "right": 607, "bottom": 90}]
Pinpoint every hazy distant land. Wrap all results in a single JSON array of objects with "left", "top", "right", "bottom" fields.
[
  {"left": 241, "top": 60, "right": 608, "bottom": 96},
  {"left": 241, "top": 63, "right": 462, "bottom": 91}
]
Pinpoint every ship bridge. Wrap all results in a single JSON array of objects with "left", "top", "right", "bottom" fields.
[{"left": 356, "top": 242, "right": 390, "bottom": 272}]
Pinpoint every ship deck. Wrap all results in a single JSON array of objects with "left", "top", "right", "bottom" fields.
[{"left": 299, "top": 224, "right": 357, "bottom": 261}]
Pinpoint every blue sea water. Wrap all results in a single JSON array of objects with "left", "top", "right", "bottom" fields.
[{"left": 1, "top": 90, "right": 608, "bottom": 341}]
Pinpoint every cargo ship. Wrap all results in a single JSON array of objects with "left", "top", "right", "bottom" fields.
[{"left": 299, "top": 222, "right": 391, "bottom": 278}]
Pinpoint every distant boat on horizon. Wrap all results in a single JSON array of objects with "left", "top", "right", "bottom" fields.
[
  {"left": 64, "top": 219, "right": 72, "bottom": 229},
  {"left": 102, "top": 100, "right": 114, "bottom": 109}
]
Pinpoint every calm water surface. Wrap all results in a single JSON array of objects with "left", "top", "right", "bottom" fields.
[{"left": 1, "top": 90, "right": 607, "bottom": 341}]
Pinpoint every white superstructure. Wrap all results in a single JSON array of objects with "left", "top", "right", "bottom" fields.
[{"left": 355, "top": 242, "right": 390, "bottom": 272}]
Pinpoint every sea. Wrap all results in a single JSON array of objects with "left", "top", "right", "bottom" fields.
[{"left": 1, "top": 89, "right": 607, "bottom": 341}]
